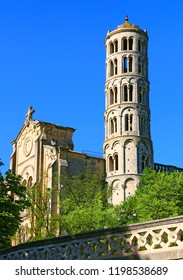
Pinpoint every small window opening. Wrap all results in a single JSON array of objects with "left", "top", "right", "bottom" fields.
[
  {"left": 114, "top": 154, "right": 119, "bottom": 170},
  {"left": 114, "top": 40, "right": 118, "bottom": 52},
  {"left": 114, "top": 59, "right": 118, "bottom": 75},
  {"left": 130, "top": 114, "right": 133, "bottom": 131},
  {"left": 109, "top": 156, "right": 114, "bottom": 171},
  {"left": 110, "top": 42, "right": 114, "bottom": 54},
  {"left": 110, "top": 89, "right": 114, "bottom": 105},
  {"left": 124, "top": 57, "right": 128, "bottom": 73},
  {"left": 125, "top": 114, "right": 129, "bottom": 131},
  {"left": 114, "top": 117, "right": 117, "bottom": 133},
  {"left": 123, "top": 38, "right": 127, "bottom": 50},
  {"left": 114, "top": 87, "right": 118, "bottom": 103},
  {"left": 124, "top": 85, "right": 128, "bottom": 101},
  {"left": 129, "top": 38, "right": 133, "bottom": 50},
  {"left": 110, "top": 60, "right": 114, "bottom": 76},
  {"left": 138, "top": 40, "right": 142, "bottom": 52},
  {"left": 110, "top": 119, "right": 114, "bottom": 134},
  {"left": 129, "top": 85, "right": 133, "bottom": 101},
  {"left": 129, "top": 57, "right": 133, "bottom": 72}
]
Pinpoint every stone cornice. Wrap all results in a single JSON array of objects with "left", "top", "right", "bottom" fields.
[
  {"left": 106, "top": 28, "right": 148, "bottom": 42},
  {"left": 106, "top": 74, "right": 149, "bottom": 84}
]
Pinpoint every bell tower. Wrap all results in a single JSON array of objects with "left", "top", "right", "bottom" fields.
[{"left": 104, "top": 17, "right": 153, "bottom": 204}]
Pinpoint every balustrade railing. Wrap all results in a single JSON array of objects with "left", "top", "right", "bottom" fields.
[
  {"left": 154, "top": 163, "right": 183, "bottom": 173},
  {"left": 0, "top": 216, "right": 183, "bottom": 260}
]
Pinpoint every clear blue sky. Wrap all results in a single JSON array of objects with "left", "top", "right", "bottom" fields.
[{"left": 0, "top": 0, "right": 183, "bottom": 174}]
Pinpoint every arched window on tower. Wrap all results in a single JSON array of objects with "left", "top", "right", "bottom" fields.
[
  {"left": 129, "top": 38, "right": 133, "bottom": 50},
  {"left": 124, "top": 85, "right": 128, "bottom": 101},
  {"left": 130, "top": 114, "right": 133, "bottom": 131},
  {"left": 109, "top": 156, "right": 114, "bottom": 172},
  {"left": 114, "top": 40, "right": 118, "bottom": 52},
  {"left": 110, "top": 117, "right": 117, "bottom": 134},
  {"left": 125, "top": 114, "right": 129, "bottom": 131},
  {"left": 114, "top": 154, "right": 119, "bottom": 170},
  {"left": 122, "top": 38, "right": 128, "bottom": 50},
  {"left": 129, "top": 85, "right": 133, "bottom": 101},
  {"left": 123, "top": 85, "right": 133, "bottom": 102},
  {"left": 110, "top": 89, "right": 114, "bottom": 105},
  {"left": 108, "top": 154, "right": 118, "bottom": 172},
  {"left": 123, "top": 57, "right": 128, "bottom": 73},
  {"left": 142, "top": 154, "right": 149, "bottom": 171},
  {"left": 114, "top": 59, "right": 118, "bottom": 75},
  {"left": 114, "top": 117, "right": 117, "bottom": 133},
  {"left": 129, "top": 57, "right": 133, "bottom": 72},
  {"left": 109, "top": 42, "right": 114, "bottom": 54},
  {"left": 138, "top": 39, "right": 142, "bottom": 52},
  {"left": 110, "top": 60, "right": 114, "bottom": 77},
  {"left": 110, "top": 118, "right": 114, "bottom": 134},
  {"left": 125, "top": 114, "right": 133, "bottom": 131},
  {"left": 110, "top": 87, "right": 118, "bottom": 105},
  {"left": 114, "top": 87, "right": 118, "bottom": 103}
]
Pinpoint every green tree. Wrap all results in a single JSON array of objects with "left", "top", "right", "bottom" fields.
[
  {"left": 60, "top": 194, "right": 119, "bottom": 235},
  {"left": 59, "top": 168, "right": 118, "bottom": 235},
  {"left": 60, "top": 168, "right": 110, "bottom": 208},
  {"left": 0, "top": 160, "right": 30, "bottom": 249},
  {"left": 26, "top": 182, "right": 60, "bottom": 241},
  {"left": 24, "top": 168, "right": 118, "bottom": 239},
  {"left": 116, "top": 168, "right": 183, "bottom": 225}
]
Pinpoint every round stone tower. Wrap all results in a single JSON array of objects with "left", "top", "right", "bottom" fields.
[{"left": 104, "top": 17, "right": 154, "bottom": 204}]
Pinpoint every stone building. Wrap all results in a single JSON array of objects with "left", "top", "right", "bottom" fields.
[
  {"left": 10, "top": 106, "right": 104, "bottom": 191},
  {"left": 10, "top": 106, "right": 104, "bottom": 242},
  {"left": 103, "top": 17, "right": 154, "bottom": 204}
]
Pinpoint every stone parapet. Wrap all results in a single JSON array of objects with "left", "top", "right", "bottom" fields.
[
  {"left": 1, "top": 216, "right": 183, "bottom": 260},
  {"left": 154, "top": 163, "right": 183, "bottom": 172}
]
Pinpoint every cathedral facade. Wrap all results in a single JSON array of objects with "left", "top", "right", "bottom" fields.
[
  {"left": 10, "top": 106, "right": 104, "bottom": 187},
  {"left": 10, "top": 107, "right": 104, "bottom": 242}
]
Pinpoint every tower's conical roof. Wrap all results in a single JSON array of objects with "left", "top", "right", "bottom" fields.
[
  {"left": 117, "top": 16, "right": 140, "bottom": 29},
  {"left": 105, "top": 16, "right": 148, "bottom": 38}
]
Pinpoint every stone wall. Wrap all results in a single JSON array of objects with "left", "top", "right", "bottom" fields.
[{"left": 67, "top": 151, "right": 105, "bottom": 176}]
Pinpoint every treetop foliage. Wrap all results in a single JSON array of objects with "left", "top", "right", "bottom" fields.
[
  {"left": 116, "top": 168, "right": 183, "bottom": 225},
  {"left": 58, "top": 168, "right": 117, "bottom": 235},
  {"left": 0, "top": 160, "right": 30, "bottom": 249},
  {"left": 60, "top": 167, "right": 111, "bottom": 213}
]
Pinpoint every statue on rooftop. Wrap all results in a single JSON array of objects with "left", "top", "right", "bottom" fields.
[{"left": 25, "top": 106, "right": 35, "bottom": 124}]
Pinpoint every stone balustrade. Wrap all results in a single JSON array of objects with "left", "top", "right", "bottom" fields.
[
  {"left": 154, "top": 163, "right": 183, "bottom": 173},
  {"left": 0, "top": 216, "right": 183, "bottom": 260}
]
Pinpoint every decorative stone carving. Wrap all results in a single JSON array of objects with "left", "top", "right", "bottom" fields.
[
  {"left": 25, "top": 106, "right": 35, "bottom": 122},
  {"left": 44, "top": 145, "right": 57, "bottom": 161},
  {"left": 1, "top": 216, "right": 183, "bottom": 260},
  {"left": 23, "top": 137, "right": 33, "bottom": 157}
]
